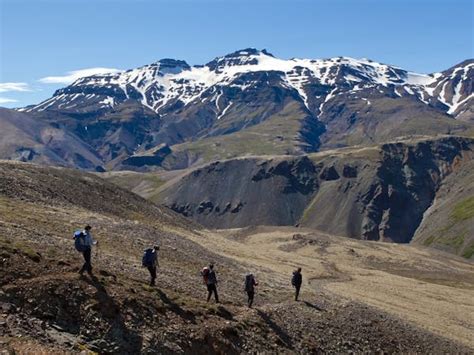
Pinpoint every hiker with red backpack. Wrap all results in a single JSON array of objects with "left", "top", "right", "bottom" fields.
[
  {"left": 244, "top": 273, "right": 258, "bottom": 308},
  {"left": 142, "top": 245, "right": 160, "bottom": 286},
  {"left": 201, "top": 263, "right": 219, "bottom": 303},
  {"left": 73, "top": 225, "right": 98, "bottom": 276}
]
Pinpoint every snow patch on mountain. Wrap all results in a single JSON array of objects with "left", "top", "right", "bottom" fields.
[{"left": 25, "top": 49, "right": 472, "bottom": 120}]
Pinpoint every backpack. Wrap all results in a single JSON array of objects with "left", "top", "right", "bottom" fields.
[
  {"left": 245, "top": 274, "right": 254, "bottom": 292},
  {"left": 292, "top": 271, "right": 301, "bottom": 286},
  {"left": 201, "top": 267, "right": 210, "bottom": 284},
  {"left": 142, "top": 248, "right": 155, "bottom": 267},
  {"left": 73, "top": 230, "right": 88, "bottom": 252}
]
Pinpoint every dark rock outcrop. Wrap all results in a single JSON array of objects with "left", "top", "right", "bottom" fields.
[
  {"left": 320, "top": 166, "right": 340, "bottom": 181},
  {"left": 342, "top": 165, "right": 357, "bottom": 178},
  {"left": 164, "top": 156, "right": 320, "bottom": 228},
  {"left": 160, "top": 136, "right": 473, "bottom": 247}
]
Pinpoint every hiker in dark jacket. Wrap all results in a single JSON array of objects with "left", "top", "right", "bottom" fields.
[
  {"left": 292, "top": 267, "right": 303, "bottom": 301},
  {"left": 206, "top": 264, "right": 219, "bottom": 303},
  {"left": 78, "top": 225, "right": 98, "bottom": 276},
  {"left": 143, "top": 245, "right": 160, "bottom": 286},
  {"left": 244, "top": 273, "right": 258, "bottom": 308}
]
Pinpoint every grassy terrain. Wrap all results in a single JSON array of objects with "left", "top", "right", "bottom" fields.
[
  {"left": 321, "top": 96, "right": 473, "bottom": 148},
  {"left": 462, "top": 244, "right": 474, "bottom": 259},
  {"left": 451, "top": 197, "right": 474, "bottom": 222},
  {"left": 0, "top": 235, "right": 41, "bottom": 262},
  {"left": 428, "top": 195, "right": 474, "bottom": 257},
  {"left": 100, "top": 171, "right": 166, "bottom": 203},
  {"left": 413, "top": 158, "right": 474, "bottom": 258},
  {"left": 162, "top": 101, "right": 311, "bottom": 167}
]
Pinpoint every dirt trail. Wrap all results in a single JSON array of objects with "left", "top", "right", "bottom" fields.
[{"left": 181, "top": 226, "right": 474, "bottom": 348}]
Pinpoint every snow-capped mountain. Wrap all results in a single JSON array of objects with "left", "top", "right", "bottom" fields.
[
  {"left": 25, "top": 49, "right": 472, "bottom": 121},
  {"left": 9, "top": 49, "right": 473, "bottom": 171},
  {"left": 424, "top": 60, "right": 473, "bottom": 119}
]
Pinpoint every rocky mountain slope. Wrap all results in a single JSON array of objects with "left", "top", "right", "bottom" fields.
[
  {"left": 1, "top": 160, "right": 473, "bottom": 353},
  {"left": 7, "top": 49, "right": 472, "bottom": 170},
  {"left": 413, "top": 158, "right": 474, "bottom": 258},
  {"left": 156, "top": 136, "right": 474, "bottom": 257},
  {"left": 425, "top": 59, "right": 473, "bottom": 121},
  {"left": 0, "top": 107, "right": 103, "bottom": 170}
]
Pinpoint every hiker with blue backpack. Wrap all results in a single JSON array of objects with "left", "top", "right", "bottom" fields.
[
  {"left": 142, "top": 245, "right": 160, "bottom": 286},
  {"left": 73, "top": 225, "right": 98, "bottom": 276}
]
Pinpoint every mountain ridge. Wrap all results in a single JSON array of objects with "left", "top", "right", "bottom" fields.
[
  {"left": 5, "top": 49, "right": 471, "bottom": 171},
  {"left": 21, "top": 49, "right": 472, "bottom": 120}
]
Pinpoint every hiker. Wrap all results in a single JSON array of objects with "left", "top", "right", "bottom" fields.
[
  {"left": 202, "top": 263, "right": 219, "bottom": 303},
  {"left": 142, "top": 245, "right": 160, "bottom": 286},
  {"left": 73, "top": 225, "right": 98, "bottom": 276},
  {"left": 244, "top": 273, "right": 258, "bottom": 308},
  {"left": 291, "top": 267, "right": 303, "bottom": 301}
]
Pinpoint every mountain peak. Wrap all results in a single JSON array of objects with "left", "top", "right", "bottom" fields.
[
  {"left": 224, "top": 48, "right": 274, "bottom": 58},
  {"left": 154, "top": 58, "right": 190, "bottom": 74},
  {"left": 206, "top": 48, "right": 275, "bottom": 71},
  {"left": 443, "top": 58, "right": 474, "bottom": 73}
]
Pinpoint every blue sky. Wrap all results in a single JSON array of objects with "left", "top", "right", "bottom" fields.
[{"left": 0, "top": 0, "right": 472, "bottom": 108}]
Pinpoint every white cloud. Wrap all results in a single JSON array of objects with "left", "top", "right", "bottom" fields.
[
  {"left": 0, "top": 97, "right": 18, "bottom": 104},
  {"left": 0, "top": 82, "right": 31, "bottom": 93},
  {"left": 39, "top": 67, "right": 122, "bottom": 85}
]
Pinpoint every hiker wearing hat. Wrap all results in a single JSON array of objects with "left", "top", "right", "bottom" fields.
[
  {"left": 73, "top": 225, "right": 98, "bottom": 276},
  {"left": 142, "top": 245, "right": 160, "bottom": 286}
]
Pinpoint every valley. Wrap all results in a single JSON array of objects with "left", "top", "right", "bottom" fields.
[{"left": 104, "top": 135, "right": 474, "bottom": 258}]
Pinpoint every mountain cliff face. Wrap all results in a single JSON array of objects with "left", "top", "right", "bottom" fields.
[
  {"left": 159, "top": 136, "right": 474, "bottom": 255},
  {"left": 12, "top": 49, "right": 472, "bottom": 170}
]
